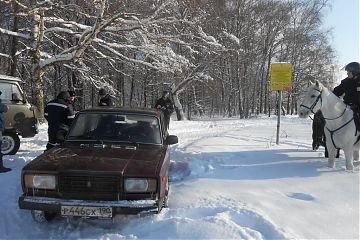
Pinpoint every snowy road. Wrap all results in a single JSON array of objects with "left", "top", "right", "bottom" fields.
[{"left": 0, "top": 116, "right": 358, "bottom": 239}]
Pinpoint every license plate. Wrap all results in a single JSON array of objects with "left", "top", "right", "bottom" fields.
[{"left": 61, "top": 206, "right": 112, "bottom": 218}]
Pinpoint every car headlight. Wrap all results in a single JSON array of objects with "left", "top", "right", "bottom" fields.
[
  {"left": 24, "top": 174, "right": 56, "bottom": 190},
  {"left": 125, "top": 178, "right": 157, "bottom": 193}
]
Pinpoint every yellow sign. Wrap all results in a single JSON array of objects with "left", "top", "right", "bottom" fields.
[{"left": 270, "top": 63, "right": 292, "bottom": 91}]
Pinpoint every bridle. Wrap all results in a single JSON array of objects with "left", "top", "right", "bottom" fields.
[
  {"left": 299, "top": 88, "right": 322, "bottom": 115},
  {"left": 300, "top": 88, "right": 347, "bottom": 120}
]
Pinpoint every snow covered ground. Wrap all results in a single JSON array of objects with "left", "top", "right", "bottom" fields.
[{"left": 0, "top": 115, "right": 359, "bottom": 239}]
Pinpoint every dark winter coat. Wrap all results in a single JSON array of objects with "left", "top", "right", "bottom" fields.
[
  {"left": 333, "top": 75, "right": 360, "bottom": 107},
  {"left": 312, "top": 110, "right": 326, "bottom": 146},
  {"left": 155, "top": 97, "right": 174, "bottom": 130},
  {"left": 44, "top": 98, "right": 75, "bottom": 134},
  {"left": 0, "top": 99, "right": 8, "bottom": 132},
  {"left": 98, "top": 94, "right": 114, "bottom": 107},
  {"left": 154, "top": 97, "right": 174, "bottom": 116}
]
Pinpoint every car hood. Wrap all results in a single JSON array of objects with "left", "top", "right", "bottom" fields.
[{"left": 23, "top": 145, "right": 166, "bottom": 176}]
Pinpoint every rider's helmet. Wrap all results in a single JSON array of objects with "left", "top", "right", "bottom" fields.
[{"left": 344, "top": 62, "right": 360, "bottom": 75}]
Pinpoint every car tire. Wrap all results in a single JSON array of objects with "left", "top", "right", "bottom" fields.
[
  {"left": 157, "top": 178, "right": 169, "bottom": 213},
  {"left": 1, "top": 132, "right": 20, "bottom": 155},
  {"left": 31, "top": 210, "right": 56, "bottom": 223},
  {"left": 163, "top": 178, "right": 169, "bottom": 208}
]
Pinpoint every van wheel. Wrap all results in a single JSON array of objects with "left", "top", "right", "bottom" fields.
[{"left": 1, "top": 132, "right": 20, "bottom": 155}]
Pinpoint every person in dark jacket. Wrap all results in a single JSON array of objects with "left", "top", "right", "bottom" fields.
[
  {"left": 98, "top": 88, "right": 114, "bottom": 107},
  {"left": 44, "top": 91, "right": 76, "bottom": 151},
  {"left": 333, "top": 62, "right": 360, "bottom": 130},
  {"left": 154, "top": 91, "right": 174, "bottom": 130},
  {"left": 0, "top": 91, "right": 11, "bottom": 173},
  {"left": 312, "top": 110, "right": 339, "bottom": 158}
]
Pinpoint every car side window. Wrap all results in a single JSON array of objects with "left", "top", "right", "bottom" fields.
[
  {"left": 12, "top": 84, "right": 24, "bottom": 101},
  {"left": 0, "top": 82, "right": 24, "bottom": 102}
]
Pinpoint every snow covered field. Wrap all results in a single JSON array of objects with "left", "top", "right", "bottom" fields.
[{"left": 0, "top": 115, "right": 359, "bottom": 239}]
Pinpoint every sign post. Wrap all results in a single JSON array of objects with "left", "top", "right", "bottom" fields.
[{"left": 270, "top": 63, "right": 292, "bottom": 145}]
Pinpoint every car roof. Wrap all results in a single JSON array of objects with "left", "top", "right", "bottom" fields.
[
  {"left": 0, "top": 74, "right": 23, "bottom": 82},
  {"left": 79, "top": 107, "right": 162, "bottom": 117}
]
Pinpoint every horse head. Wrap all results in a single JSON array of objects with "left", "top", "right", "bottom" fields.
[{"left": 298, "top": 81, "right": 324, "bottom": 118}]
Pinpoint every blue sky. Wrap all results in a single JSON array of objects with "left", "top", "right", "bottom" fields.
[{"left": 323, "top": 0, "right": 359, "bottom": 67}]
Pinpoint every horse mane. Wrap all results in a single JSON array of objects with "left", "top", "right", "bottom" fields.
[{"left": 317, "top": 81, "right": 348, "bottom": 114}]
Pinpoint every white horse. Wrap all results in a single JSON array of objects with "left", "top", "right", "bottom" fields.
[{"left": 298, "top": 81, "right": 360, "bottom": 170}]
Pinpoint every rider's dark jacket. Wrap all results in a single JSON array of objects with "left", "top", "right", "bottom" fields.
[{"left": 333, "top": 75, "right": 360, "bottom": 107}]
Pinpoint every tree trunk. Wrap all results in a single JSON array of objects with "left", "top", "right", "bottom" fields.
[
  {"left": 9, "top": 1, "right": 18, "bottom": 76},
  {"left": 31, "top": 10, "right": 45, "bottom": 121},
  {"left": 173, "top": 92, "right": 185, "bottom": 120}
]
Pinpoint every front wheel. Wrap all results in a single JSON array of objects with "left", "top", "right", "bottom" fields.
[
  {"left": 157, "top": 178, "right": 169, "bottom": 213},
  {"left": 163, "top": 178, "right": 169, "bottom": 208},
  {"left": 31, "top": 210, "right": 56, "bottom": 223},
  {"left": 1, "top": 132, "right": 20, "bottom": 155}
]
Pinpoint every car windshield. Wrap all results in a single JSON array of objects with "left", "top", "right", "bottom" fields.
[{"left": 67, "top": 113, "right": 161, "bottom": 144}]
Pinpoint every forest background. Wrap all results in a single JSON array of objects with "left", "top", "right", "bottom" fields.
[{"left": 0, "top": 0, "right": 339, "bottom": 120}]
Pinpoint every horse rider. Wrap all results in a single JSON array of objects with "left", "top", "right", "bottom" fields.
[{"left": 333, "top": 62, "right": 360, "bottom": 130}]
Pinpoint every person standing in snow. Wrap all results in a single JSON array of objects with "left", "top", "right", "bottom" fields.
[
  {"left": 44, "top": 91, "right": 76, "bottom": 151},
  {"left": 154, "top": 90, "right": 174, "bottom": 130},
  {"left": 312, "top": 110, "right": 339, "bottom": 158},
  {"left": 0, "top": 91, "right": 11, "bottom": 173},
  {"left": 98, "top": 88, "right": 114, "bottom": 107},
  {"left": 333, "top": 62, "right": 360, "bottom": 130}
]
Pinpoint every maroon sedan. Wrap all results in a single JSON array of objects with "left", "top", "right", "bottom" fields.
[{"left": 18, "top": 107, "right": 178, "bottom": 222}]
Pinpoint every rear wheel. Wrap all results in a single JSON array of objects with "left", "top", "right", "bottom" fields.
[{"left": 1, "top": 132, "right": 20, "bottom": 155}]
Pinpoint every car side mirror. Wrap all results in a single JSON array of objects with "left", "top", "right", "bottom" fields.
[{"left": 165, "top": 135, "right": 178, "bottom": 145}]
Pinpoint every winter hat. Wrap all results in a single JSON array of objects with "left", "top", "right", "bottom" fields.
[
  {"left": 99, "top": 88, "right": 106, "bottom": 96},
  {"left": 57, "top": 91, "right": 70, "bottom": 100},
  {"left": 0, "top": 91, "right": 2, "bottom": 95},
  {"left": 68, "top": 90, "right": 76, "bottom": 97}
]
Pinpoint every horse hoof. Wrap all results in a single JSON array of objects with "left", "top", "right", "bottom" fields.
[
  {"left": 346, "top": 165, "right": 354, "bottom": 171},
  {"left": 327, "top": 164, "right": 335, "bottom": 168}
]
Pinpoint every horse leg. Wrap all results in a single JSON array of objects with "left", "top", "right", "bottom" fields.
[
  {"left": 326, "top": 143, "right": 337, "bottom": 168},
  {"left": 343, "top": 145, "right": 354, "bottom": 171},
  {"left": 353, "top": 150, "right": 359, "bottom": 161}
]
